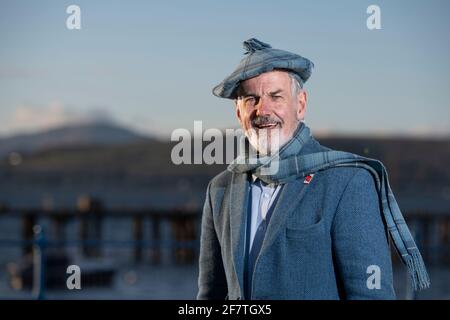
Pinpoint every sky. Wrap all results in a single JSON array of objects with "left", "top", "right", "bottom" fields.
[{"left": 1, "top": 0, "right": 449, "bottom": 139}]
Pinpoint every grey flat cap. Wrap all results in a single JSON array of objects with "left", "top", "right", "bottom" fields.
[{"left": 212, "top": 38, "right": 314, "bottom": 99}]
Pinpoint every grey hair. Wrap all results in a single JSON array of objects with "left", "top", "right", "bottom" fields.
[{"left": 286, "top": 71, "right": 302, "bottom": 97}]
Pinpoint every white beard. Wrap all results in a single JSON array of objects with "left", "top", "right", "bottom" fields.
[{"left": 245, "top": 127, "right": 286, "bottom": 156}]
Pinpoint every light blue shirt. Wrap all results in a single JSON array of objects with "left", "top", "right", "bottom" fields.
[{"left": 249, "top": 175, "right": 281, "bottom": 250}]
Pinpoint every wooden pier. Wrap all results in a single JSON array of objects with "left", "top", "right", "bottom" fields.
[{"left": 0, "top": 196, "right": 200, "bottom": 265}]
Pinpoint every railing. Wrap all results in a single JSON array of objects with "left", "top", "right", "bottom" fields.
[{"left": 0, "top": 197, "right": 200, "bottom": 264}]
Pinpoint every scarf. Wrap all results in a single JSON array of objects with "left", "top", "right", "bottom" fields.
[{"left": 228, "top": 122, "right": 430, "bottom": 291}]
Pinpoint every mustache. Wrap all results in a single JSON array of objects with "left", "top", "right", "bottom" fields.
[{"left": 251, "top": 115, "right": 281, "bottom": 127}]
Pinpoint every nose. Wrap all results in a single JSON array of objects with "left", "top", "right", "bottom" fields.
[{"left": 255, "top": 96, "right": 271, "bottom": 116}]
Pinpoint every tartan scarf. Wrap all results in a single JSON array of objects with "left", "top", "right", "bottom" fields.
[{"left": 228, "top": 122, "right": 430, "bottom": 291}]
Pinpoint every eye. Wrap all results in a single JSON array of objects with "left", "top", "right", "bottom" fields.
[{"left": 243, "top": 96, "right": 259, "bottom": 107}]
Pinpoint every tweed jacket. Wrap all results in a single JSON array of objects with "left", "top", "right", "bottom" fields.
[{"left": 197, "top": 137, "right": 396, "bottom": 300}]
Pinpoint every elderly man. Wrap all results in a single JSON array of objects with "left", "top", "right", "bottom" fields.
[{"left": 197, "top": 38, "right": 429, "bottom": 300}]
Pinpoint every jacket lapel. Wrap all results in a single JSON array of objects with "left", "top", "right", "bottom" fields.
[
  {"left": 229, "top": 171, "right": 250, "bottom": 293},
  {"left": 259, "top": 137, "right": 327, "bottom": 257},
  {"left": 259, "top": 179, "right": 309, "bottom": 253},
  {"left": 227, "top": 136, "right": 326, "bottom": 294}
]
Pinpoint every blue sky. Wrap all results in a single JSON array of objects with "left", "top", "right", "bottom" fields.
[{"left": 1, "top": 0, "right": 449, "bottom": 139}]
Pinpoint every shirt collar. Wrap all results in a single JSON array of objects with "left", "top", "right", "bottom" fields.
[{"left": 251, "top": 174, "right": 278, "bottom": 189}]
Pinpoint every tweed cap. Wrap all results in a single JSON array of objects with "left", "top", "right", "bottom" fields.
[{"left": 212, "top": 38, "right": 314, "bottom": 99}]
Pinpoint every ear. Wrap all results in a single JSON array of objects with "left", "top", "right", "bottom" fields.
[
  {"left": 296, "top": 90, "right": 307, "bottom": 121},
  {"left": 235, "top": 100, "right": 242, "bottom": 121}
]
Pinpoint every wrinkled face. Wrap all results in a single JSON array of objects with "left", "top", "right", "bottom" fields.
[{"left": 235, "top": 70, "right": 307, "bottom": 155}]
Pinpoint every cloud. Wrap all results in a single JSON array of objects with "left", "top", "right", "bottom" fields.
[{"left": 4, "top": 101, "right": 116, "bottom": 135}]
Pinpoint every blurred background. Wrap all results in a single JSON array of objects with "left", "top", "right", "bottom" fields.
[{"left": 0, "top": 0, "right": 449, "bottom": 299}]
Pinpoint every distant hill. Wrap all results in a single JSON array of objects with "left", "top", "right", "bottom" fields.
[{"left": 0, "top": 122, "right": 149, "bottom": 158}]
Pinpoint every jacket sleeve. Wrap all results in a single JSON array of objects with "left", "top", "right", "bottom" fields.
[
  {"left": 197, "top": 181, "right": 228, "bottom": 299},
  {"left": 331, "top": 169, "right": 396, "bottom": 299}
]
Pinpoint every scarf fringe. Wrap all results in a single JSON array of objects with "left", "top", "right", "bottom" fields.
[{"left": 405, "top": 249, "right": 431, "bottom": 291}]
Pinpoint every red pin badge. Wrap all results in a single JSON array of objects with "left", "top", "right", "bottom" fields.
[{"left": 304, "top": 174, "right": 314, "bottom": 184}]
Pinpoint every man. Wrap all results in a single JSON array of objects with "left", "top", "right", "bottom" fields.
[{"left": 197, "top": 38, "right": 429, "bottom": 300}]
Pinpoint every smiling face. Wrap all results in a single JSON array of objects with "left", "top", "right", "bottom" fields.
[{"left": 235, "top": 70, "right": 307, "bottom": 155}]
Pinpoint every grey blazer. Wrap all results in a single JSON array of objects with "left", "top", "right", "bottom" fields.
[{"left": 197, "top": 138, "right": 396, "bottom": 300}]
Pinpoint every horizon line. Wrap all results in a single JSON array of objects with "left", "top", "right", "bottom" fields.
[{"left": 0, "top": 120, "right": 449, "bottom": 141}]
